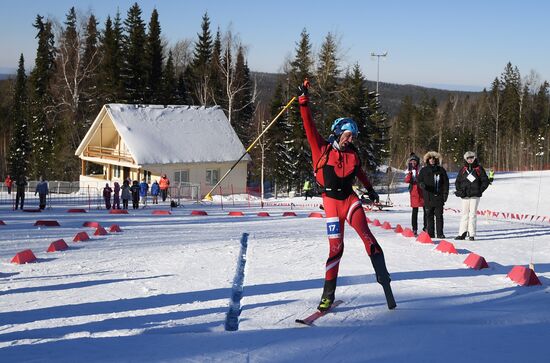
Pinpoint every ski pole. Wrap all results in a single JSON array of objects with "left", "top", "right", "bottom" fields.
[{"left": 204, "top": 96, "right": 297, "bottom": 201}]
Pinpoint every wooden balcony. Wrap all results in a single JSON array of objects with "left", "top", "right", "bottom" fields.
[{"left": 84, "top": 145, "right": 134, "bottom": 164}]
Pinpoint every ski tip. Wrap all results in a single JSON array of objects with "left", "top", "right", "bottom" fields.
[{"left": 295, "top": 319, "right": 313, "bottom": 326}]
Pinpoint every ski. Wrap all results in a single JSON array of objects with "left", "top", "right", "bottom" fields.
[
  {"left": 295, "top": 300, "right": 343, "bottom": 326},
  {"left": 382, "top": 283, "right": 397, "bottom": 310}
]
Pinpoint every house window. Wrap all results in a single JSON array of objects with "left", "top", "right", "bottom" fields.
[
  {"left": 206, "top": 169, "right": 219, "bottom": 185},
  {"left": 114, "top": 165, "right": 121, "bottom": 178},
  {"left": 141, "top": 170, "right": 152, "bottom": 183},
  {"left": 174, "top": 170, "right": 189, "bottom": 185}
]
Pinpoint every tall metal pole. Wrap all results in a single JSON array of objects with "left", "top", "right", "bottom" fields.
[{"left": 371, "top": 52, "right": 388, "bottom": 95}]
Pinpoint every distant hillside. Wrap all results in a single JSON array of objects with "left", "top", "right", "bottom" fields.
[
  {"left": 0, "top": 74, "right": 14, "bottom": 80},
  {"left": 251, "top": 71, "right": 479, "bottom": 117}
]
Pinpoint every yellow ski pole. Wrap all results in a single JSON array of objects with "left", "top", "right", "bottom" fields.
[{"left": 204, "top": 96, "right": 297, "bottom": 201}]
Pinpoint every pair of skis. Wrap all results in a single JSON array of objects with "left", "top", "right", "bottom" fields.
[{"left": 295, "top": 286, "right": 396, "bottom": 326}]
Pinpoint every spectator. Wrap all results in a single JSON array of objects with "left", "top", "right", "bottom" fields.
[
  {"left": 4, "top": 175, "right": 13, "bottom": 194},
  {"left": 103, "top": 183, "right": 113, "bottom": 210},
  {"left": 417, "top": 151, "right": 449, "bottom": 238},
  {"left": 139, "top": 178, "right": 149, "bottom": 208},
  {"left": 404, "top": 153, "right": 426, "bottom": 236},
  {"left": 15, "top": 175, "right": 27, "bottom": 210},
  {"left": 159, "top": 174, "right": 170, "bottom": 202},
  {"left": 113, "top": 181, "right": 121, "bottom": 209},
  {"left": 303, "top": 179, "right": 313, "bottom": 200},
  {"left": 35, "top": 176, "right": 49, "bottom": 210},
  {"left": 488, "top": 167, "right": 495, "bottom": 184},
  {"left": 130, "top": 180, "right": 140, "bottom": 210},
  {"left": 454, "top": 151, "right": 490, "bottom": 241},
  {"left": 151, "top": 180, "right": 160, "bottom": 204},
  {"left": 121, "top": 180, "right": 131, "bottom": 210}
]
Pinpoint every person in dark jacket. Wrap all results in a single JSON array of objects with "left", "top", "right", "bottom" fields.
[
  {"left": 404, "top": 153, "right": 426, "bottom": 236},
  {"left": 121, "top": 180, "right": 131, "bottom": 210},
  {"left": 417, "top": 151, "right": 449, "bottom": 238},
  {"left": 15, "top": 175, "right": 27, "bottom": 210},
  {"left": 130, "top": 180, "right": 140, "bottom": 209},
  {"left": 454, "top": 151, "right": 490, "bottom": 241},
  {"left": 113, "top": 181, "right": 121, "bottom": 209},
  {"left": 151, "top": 180, "right": 160, "bottom": 204},
  {"left": 103, "top": 183, "right": 113, "bottom": 209},
  {"left": 35, "top": 176, "right": 49, "bottom": 210}
]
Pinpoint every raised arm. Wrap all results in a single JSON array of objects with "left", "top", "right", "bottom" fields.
[{"left": 298, "top": 80, "right": 326, "bottom": 163}]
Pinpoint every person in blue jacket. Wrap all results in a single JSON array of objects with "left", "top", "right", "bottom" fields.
[
  {"left": 151, "top": 180, "right": 160, "bottom": 204},
  {"left": 35, "top": 176, "right": 49, "bottom": 210},
  {"left": 139, "top": 178, "right": 149, "bottom": 208}
]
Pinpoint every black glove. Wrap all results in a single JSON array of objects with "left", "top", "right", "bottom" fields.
[
  {"left": 297, "top": 79, "right": 310, "bottom": 97},
  {"left": 454, "top": 190, "right": 463, "bottom": 198},
  {"left": 367, "top": 189, "right": 379, "bottom": 203}
]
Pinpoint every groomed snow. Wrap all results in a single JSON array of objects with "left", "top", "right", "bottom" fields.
[{"left": 0, "top": 171, "right": 549, "bottom": 362}]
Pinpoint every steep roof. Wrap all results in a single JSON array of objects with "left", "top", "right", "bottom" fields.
[{"left": 77, "top": 104, "right": 250, "bottom": 165}]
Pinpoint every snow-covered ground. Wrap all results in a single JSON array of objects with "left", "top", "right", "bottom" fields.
[{"left": 1, "top": 171, "right": 549, "bottom": 362}]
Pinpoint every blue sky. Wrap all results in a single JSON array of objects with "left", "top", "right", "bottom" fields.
[{"left": 1, "top": 0, "right": 548, "bottom": 91}]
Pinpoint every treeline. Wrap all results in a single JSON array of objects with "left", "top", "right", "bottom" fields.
[
  {"left": 0, "top": 3, "right": 255, "bottom": 181},
  {"left": 249, "top": 30, "right": 389, "bottom": 192},
  {"left": 390, "top": 63, "right": 550, "bottom": 171}
]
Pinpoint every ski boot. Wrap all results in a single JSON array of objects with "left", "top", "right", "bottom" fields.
[
  {"left": 317, "top": 297, "right": 334, "bottom": 312},
  {"left": 370, "top": 248, "right": 397, "bottom": 310},
  {"left": 455, "top": 231, "right": 468, "bottom": 240}
]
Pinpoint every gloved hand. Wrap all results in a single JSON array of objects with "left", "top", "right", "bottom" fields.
[
  {"left": 367, "top": 189, "right": 379, "bottom": 203},
  {"left": 298, "top": 78, "right": 310, "bottom": 97}
]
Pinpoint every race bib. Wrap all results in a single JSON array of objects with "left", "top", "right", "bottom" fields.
[
  {"left": 326, "top": 217, "right": 341, "bottom": 238},
  {"left": 467, "top": 173, "right": 476, "bottom": 183}
]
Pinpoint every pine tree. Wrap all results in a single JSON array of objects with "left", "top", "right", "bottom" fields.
[
  {"left": 80, "top": 14, "right": 100, "bottom": 134},
  {"left": 146, "top": 8, "right": 163, "bottom": 103},
  {"left": 122, "top": 2, "right": 148, "bottom": 103},
  {"left": 189, "top": 12, "right": 213, "bottom": 105},
  {"left": 161, "top": 50, "right": 178, "bottom": 104},
  {"left": 9, "top": 55, "right": 32, "bottom": 180},
  {"left": 315, "top": 32, "right": 340, "bottom": 135},
  {"left": 29, "top": 15, "right": 56, "bottom": 179},
  {"left": 98, "top": 13, "right": 124, "bottom": 103},
  {"left": 287, "top": 29, "right": 314, "bottom": 189},
  {"left": 232, "top": 48, "right": 255, "bottom": 147},
  {"left": 209, "top": 28, "right": 225, "bottom": 106}
]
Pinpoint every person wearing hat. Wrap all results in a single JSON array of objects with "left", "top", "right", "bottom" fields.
[
  {"left": 405, "top": 153, "right": 426, "bottom": 236},
  {"left": 417, "top": 151, "right": 449, "bottom": 238},
  {"left": 298, "top": 79, "right": 395, "bottom": 312},
  {"left": 454, "top": 151, "right": 489, "bottom": 241}
]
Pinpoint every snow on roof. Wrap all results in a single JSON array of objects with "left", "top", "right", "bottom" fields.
[{"left": 105, "top": 104, "right": 250, "bottom": 165}]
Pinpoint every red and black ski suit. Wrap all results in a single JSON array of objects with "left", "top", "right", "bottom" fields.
[{"left": 299, "top": 95, "right": 390, "bottom": 301}]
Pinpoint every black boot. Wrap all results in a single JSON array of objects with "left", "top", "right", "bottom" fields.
[
  {"left": 318, "top": 279, "right": 336, "bottom": 311},
  {"left": 455, "top": 231, "right": 468, "bottom": 240},
  {"left": 370, "top": 251, "right": 396, "bottom": 310}
]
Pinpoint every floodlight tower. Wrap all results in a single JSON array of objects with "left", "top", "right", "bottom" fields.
[{"left": 371, "top": 51, "right": 388, "bottom": 95}]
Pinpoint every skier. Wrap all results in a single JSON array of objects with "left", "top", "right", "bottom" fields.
[
  {"left": 404, "top": 153, "right": 426, "bottom": 236},
  {"left": 454, "top": 151, "right": 489, "bottom": 241},
  {"left": 298, "top": 80, "right": 395, "bottom": 311},
  {"left": 35, "top": 176, "right": 49, "bottom": 210},
  {"left": 417, "top": 151, "right": 449, "bottom": 238}
]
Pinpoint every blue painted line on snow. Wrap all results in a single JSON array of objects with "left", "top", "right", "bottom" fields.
[{"left": 225, "top": 232, "right": 249, "bottom": 331}]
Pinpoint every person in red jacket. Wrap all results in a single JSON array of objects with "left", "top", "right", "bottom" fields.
[
  {"left": 159, "top": 174, "right": 170, "bottom": 202},
  {"left": 404, "top": 153, "right": 426, "bottom": 236},
  {"left": 298, "top": 80, "right": 395, "bottom": 311},
  {"left": 4, "top": 175, "right": 13, "bottom": 194}
]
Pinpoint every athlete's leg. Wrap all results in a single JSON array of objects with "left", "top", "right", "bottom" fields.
[{"left": 320, "top": 197, "right": 346, "bottom": 302}]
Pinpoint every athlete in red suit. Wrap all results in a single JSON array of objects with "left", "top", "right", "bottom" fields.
[{"left": 298, "top": 80, "right": 395, "bottom": 311}]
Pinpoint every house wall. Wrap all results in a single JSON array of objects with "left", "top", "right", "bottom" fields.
[
  {"left": 81, "top": 161, "right": 248, "bottom": 198},
  {"left": 143, "top": 161, "right": 248, "bottom": 197}
]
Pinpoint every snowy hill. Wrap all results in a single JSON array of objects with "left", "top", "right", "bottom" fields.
[{"left": 0, "top": 171, "right": 549, "bottom": 362}]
